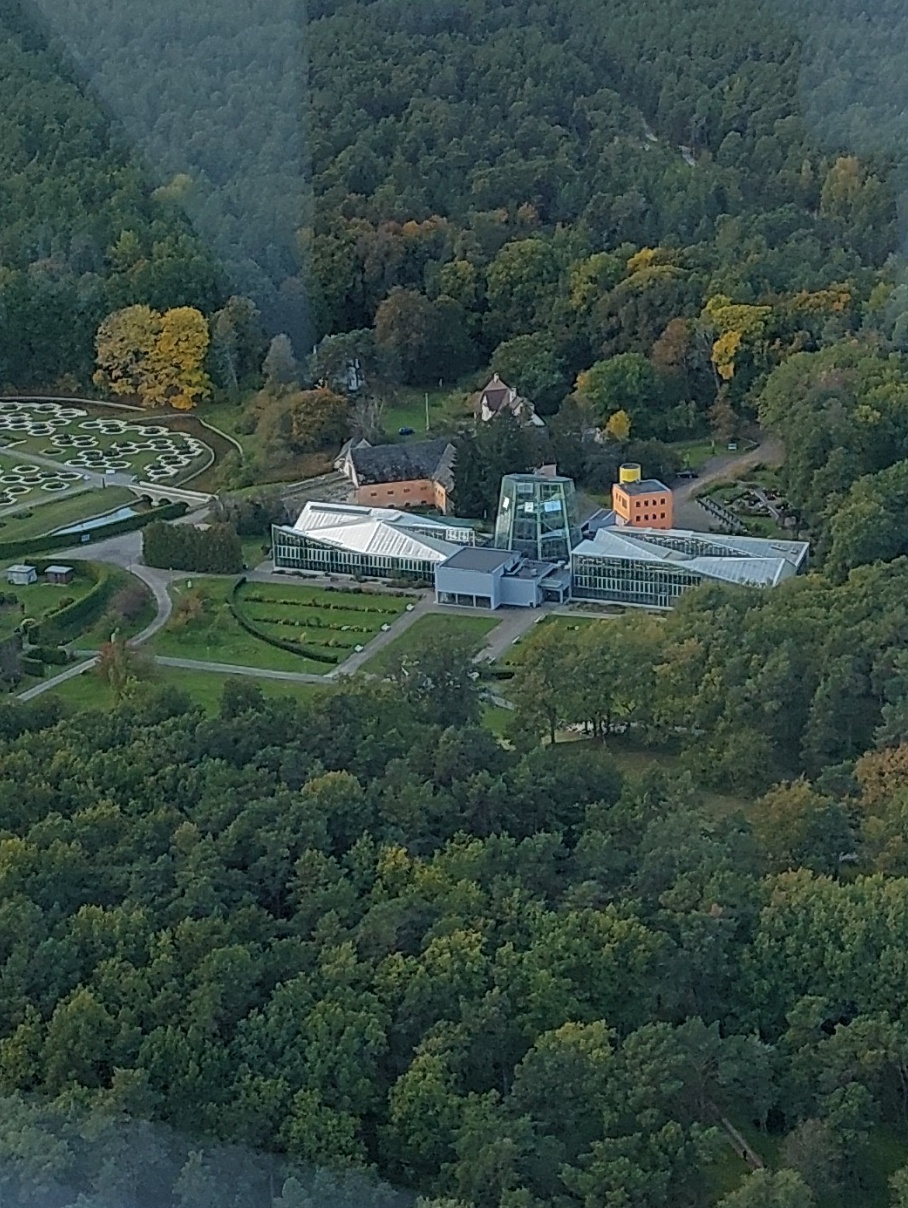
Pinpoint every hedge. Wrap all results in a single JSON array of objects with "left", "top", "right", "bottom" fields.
[
  {"left": 228, "top": 579, "right": 339, "bottom": 666},
  {"left": 17, "top": 561, "right": 120, "bottom": 643},
  {"left": 29, "top": 645, "right": 70, "bottom": 666},
  {"left": 0, "top": 501, "right": 188, "bottom": 561},
  {"left": 44, "top": 566, "right": 119, "bottom": 640}
]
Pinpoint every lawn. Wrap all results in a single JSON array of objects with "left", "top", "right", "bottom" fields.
[
  {"left": 0, "top": 572, "right": 96, "bottom": 640},
  {"left": 236, "top": 579, "right": 409, "bottom": 664},
  {"left": 482, "top": 701, "right": 513, "bottom": 737},
  {"left": 0, "top": 485, "right": 135, "bottom": 541},
  {"left": 240, "top": 534, "right": 272, "bottom": 571},
  {"left": 48, "top": 663, "right": 334, "bottom": 715},
  {"left": 670, "top": 437, "right": 717, "bottom": 470},
  {"left": 365, "top": 611, "right": 501, "bottom": 676},
  {"left": 153, "top": 578, "right": 330, "bottom": 673},
  {"left": 154, "top": 578, "right": 411, "bottom": 674},
  {"left": 381, "top": 379, "right": 477, "bottom": 440}
]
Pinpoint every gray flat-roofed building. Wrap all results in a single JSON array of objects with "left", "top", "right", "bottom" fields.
[
  {"left": 441, "top": 547, "right": 517, "bottom": 574},
  {"left": 436, "top": 547, "right": 570, "bottom": 609}
]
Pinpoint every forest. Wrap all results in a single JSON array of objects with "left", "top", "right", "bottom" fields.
[
  {"left": 0, "top": 0, "right": 905, "bottom": 411},
  {"left": 4, "top": 0, "right": 908, "bottom": 1204},
  {"left": 0, "top": 664, "right": 908, "bottom": 1208}
]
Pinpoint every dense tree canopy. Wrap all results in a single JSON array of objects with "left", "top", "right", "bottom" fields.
[{"left": 0, "top": 650, "right": 903, "bottom": 1205}]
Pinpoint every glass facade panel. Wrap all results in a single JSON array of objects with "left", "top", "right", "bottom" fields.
[
  {"left": 571, "top": 554, "right": 703, "bottom": 608},
  {"left": 494, "top": 474, "right": 581, "bottom": 561},
  {"left": 272, "top": 528, "right": 436, "bottom": 581}
]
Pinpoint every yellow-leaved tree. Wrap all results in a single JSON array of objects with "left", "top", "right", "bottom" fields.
[
  {"left": 147, "top": 307, "right": 212, "bottom": 410},
  {"left": 604, "top": 409, "right": 631, "bottom": 441},
  {"left": 94, "top": 305, "right": 211, "bottom": 410},
  {"left": 701, "top": 295, "right": 772, "bottom": 382},
  {"left": 93, "top": 305, "right": 160, "bottom": 399}
]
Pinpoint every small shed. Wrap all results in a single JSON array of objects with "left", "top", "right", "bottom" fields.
[
  {"left": 6, "top": 565, "right": 36, "bottom": 586},
  {"left": 45, "top": 565, "right": 74, "bottom": 586}
]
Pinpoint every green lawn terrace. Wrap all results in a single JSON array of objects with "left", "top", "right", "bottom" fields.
[
  {"left": 0, "top": 401, "right": 210, "bottom": 484},
  {"left": 236, "top": 581, "right": 410, "bottom": 664},
  {"left": 0, "top": 485, "right": 138, "bottom": 542},
  {"left": 153, "top": 579, "right": 413, "bottom": 675},
  {"left": 48, "top": 665, "right": 334, "bottom": 715}
]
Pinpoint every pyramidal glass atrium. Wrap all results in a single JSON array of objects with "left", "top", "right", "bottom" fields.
[{"left": 493, "top": 473, "right": 581, "bottom": 562}]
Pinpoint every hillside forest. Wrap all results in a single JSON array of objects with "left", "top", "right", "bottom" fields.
[{"left": 3, "top": 0, "right": 908, "bottom": 1206}]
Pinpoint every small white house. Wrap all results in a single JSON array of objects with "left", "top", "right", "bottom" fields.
[{"left": 6, "top": 565, "right": 36, "bottom": 586}]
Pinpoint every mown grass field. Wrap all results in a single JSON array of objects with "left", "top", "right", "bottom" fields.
[
  {"left": 48, "top": 664, "right": 335, "bottom": 715},
  {"left": 364, "top": 611, "right": 500, "bottom": 676},
  {"left": 153, "top": 578, "right": 330, "bottom": 674},
  {"left": 154, "top": 578, "right": 411, "bottom": 674}
]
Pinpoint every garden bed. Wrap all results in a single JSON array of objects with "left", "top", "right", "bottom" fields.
[{"left": 232, "top": 580, "right": 410, "bottom": 663}]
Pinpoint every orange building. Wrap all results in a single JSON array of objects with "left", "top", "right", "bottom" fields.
[
  {"left": 611, "top": 463, "right": 673, "bottom": 529},
  {"left": 344, "top": 438, "right": 456, "bottom": 514}
]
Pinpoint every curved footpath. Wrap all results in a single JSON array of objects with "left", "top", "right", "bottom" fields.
[{"left": 16, "top": 528, "right": 179, "bottom": 701}]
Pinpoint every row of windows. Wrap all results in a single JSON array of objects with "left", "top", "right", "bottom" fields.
[
  {"left": 438, "top": 591, "right": 492, "bottom": 609},
  {"left": 571, "top": 555, "right": 702, "bottom": 607},
  {"left": 638, "top": 513, "right": 667, "bottom": 521},
  {"left": 273, "top": 532, "right": 435, "bottom": 580}
]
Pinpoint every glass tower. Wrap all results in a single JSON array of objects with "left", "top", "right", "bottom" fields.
[{"left": 493, "top": 473, "right": 581, "bottom": 562}]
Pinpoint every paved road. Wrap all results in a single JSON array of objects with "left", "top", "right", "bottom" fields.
[
  {"left": 51, "top": 529, "right": 179, "bottom": 643},
  {"left": 327, "top": 594, "right": 435, "bottom": 677},
  {"left": 17, "top": 655, "right": 99, "bottom": 701},
  {"left": 673, "top": 438, "right": 783, "bottom": 530},
  {"left": 476, "top": 606, "right": 547, "bottom": 662},
  {"left": 156, "top": 656, "right": 328, "bottom": 683}
]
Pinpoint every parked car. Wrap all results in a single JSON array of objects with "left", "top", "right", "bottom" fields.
[
  {"left": 398, "top": 426, "right": 414, "bottom": 436},
  {"left": 676, "top": 469, "right": 699, "bottom": 480}
]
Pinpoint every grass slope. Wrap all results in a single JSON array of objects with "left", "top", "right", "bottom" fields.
[{"left": 0, "top": 487, "right": 135, "bottom": 541}]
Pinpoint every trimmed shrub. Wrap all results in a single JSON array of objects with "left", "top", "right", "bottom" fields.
[
  {"left": 43, "top": 567, "right": 117, "bottom": 641},
  {"left": 29, "top": 646, "right": 70, "bottom": 666},
  {"left": 144, "top": 521, "right": 242, "bottom": 574},
  {"left": 21, "top": 656, "right": 44, "bottom": 678}
]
